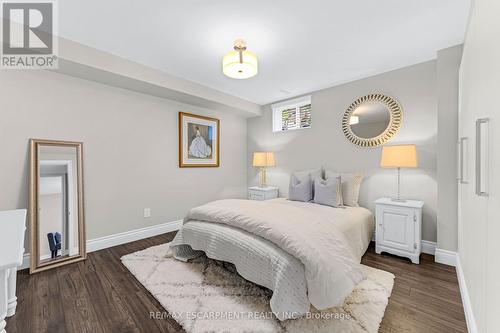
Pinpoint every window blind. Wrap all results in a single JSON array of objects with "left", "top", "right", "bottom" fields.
[
  {"left": 299, "top": 104, "right": 311, "bottom": 128},
  {"left": 272, "top": 96, "right": 312, "bottom": 132},
  {"left": 281, "top": 107, "right": 297, "bottom": 131}
]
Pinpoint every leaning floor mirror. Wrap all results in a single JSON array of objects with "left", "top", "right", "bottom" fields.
[{"left": 29, "top": 139, "right": 86, "bottom": 274}]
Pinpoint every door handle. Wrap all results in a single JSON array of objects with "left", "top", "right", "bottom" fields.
[
  {"left": 475, "top": 118, "right": 489, "bottom": 197},
  {"left": 458, "top": 137, "right": 468, "bottom": 184}
]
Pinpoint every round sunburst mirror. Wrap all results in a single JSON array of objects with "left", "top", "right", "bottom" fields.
[{"left": 342, "top": 93, "right": 402, "bottom": 147}]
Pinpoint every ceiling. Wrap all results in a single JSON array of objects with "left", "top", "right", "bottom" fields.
[{"left": 58, "top": 0, "right": 470, "bottom": 105}]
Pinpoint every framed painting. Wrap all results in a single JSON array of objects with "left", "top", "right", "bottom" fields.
[{"left": 179, "top": 112, "right": 220, "bottom": 167}]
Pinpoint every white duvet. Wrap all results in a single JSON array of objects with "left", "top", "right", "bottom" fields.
[{"left": 185, "top": 199, "right": 366, "bottom": 309}]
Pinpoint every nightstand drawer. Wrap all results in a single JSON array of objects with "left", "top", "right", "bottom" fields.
[
  {"left": 249, "top": 192, "right": 266, "bottom": 200},
  {"left": 248, "top": 186, "right": 278, "bottom": 201}
]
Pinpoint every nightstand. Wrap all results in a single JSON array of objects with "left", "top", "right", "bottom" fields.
[
  {"left": 248, "top": 186, "right": 279, "bottom": 201},
  {"left": 375, "top": 197, "right": 424, "bottom": 264}
]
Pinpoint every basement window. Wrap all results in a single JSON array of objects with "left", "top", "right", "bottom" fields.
[{"left": 272, "top": 96, "right": 311, "bottom": 132}]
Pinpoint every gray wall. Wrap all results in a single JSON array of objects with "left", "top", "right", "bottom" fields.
[
  {"left": 436, "top": 45, "right": 463, "bottom": 252},
  {"left": 248, "top": 61, "right": 438, "bottom": 242},
  {"left": 0, "top": 70, "right": 248, "bottom": 251}
]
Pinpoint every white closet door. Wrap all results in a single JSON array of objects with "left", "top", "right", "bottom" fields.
[
  {"left": 458, "top": 0, "right": 500, "bottom": 330},
  {"left": 485, "top": 117, "right": 499, "bottom": 333},
  {"left": 458, "top": 65, "right": 488, "bottom": 332}
]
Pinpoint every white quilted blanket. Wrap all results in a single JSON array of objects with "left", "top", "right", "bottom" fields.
[
  {"left": 182, "top": 199, "right": 366, "bottom": 310},
  {"left": 170, "top": 221, "right": 309, "bottom": 320}
]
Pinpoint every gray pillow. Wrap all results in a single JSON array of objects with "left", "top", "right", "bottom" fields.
[
  {"left": 289, "top": 172, "right": 313, "bottom": 202},
  {"left": 293, "top": 168, "right": 324, "bottom": 194},
  {"left": 313, "top": 175, "right": 343, "bottom": 207},
  {"left": 310, "top": 168, "right": 324, "bottom": 195}
]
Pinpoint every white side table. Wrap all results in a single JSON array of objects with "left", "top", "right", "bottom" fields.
[
  {"left": 0, "top": 210, "right": 27, "bottom": 333},
  {"left": 375, "top": 198, "right": 424, "bottom": 264},
  {"left": 248, "top": 186, "right": 279, "bottom": 201}
]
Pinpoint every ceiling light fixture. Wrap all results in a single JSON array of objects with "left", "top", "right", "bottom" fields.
[{"left": 222, "top": 39, "right": 258, "bottom": 79}]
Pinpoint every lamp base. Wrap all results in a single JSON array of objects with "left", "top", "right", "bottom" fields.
[
  {"left": 259, "top": 167, "right": 268, "bottom": 188},
  {"left": 391, "top": 167, "right": 407, "bottom": 202}
]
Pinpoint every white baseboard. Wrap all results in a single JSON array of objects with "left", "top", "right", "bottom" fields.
[
  {"left": 456, "top": 255, "right": 478, "bottom": 333},
  {"left": 21, "top": 253, "right": 30, "bottom": 270},
  {"left": 421, "top": 240, "right": 436, "bottom": 255},
  {"left": 435, "top": 248, "right": 457, "bottom": 266},
  {"left": 86, "top": 220, "right": 183, "bottom": 252},
  {"left": 20, "top": 219, "right": 182, "bottom": 270}
]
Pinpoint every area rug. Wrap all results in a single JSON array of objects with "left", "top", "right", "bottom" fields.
[{"left": 121, "top": 243, "right": 394, "bottom": 333}]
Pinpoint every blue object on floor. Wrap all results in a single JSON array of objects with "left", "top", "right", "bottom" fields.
[{"left": 47, "top": 232, "right": 62, "bottom": 259}]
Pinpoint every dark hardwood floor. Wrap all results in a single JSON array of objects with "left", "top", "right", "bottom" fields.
[
  {"left": 363, "top": 248, "right": 467, "bottom": 333},
  {"left": 6, "top": 233, "right": 467, "bottom": 333}
]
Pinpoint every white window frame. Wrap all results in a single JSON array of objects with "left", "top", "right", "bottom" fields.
[{"left": 271, "top": 95, "right": 312, "bottom": 132}]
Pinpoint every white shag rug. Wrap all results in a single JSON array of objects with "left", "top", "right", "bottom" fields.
[{"left": 121, "top": 243, "right": 394, "bottom": 333}]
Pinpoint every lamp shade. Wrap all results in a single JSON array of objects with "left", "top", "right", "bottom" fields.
[
  {"left": 253, "top": 152, "right": 275, "bottom": 167},
  {"left": 223, "top": 50, "right": 258, "bottom": 79},
  {"left": 380, "top": 144, "right": 418, "bottom": 168}
]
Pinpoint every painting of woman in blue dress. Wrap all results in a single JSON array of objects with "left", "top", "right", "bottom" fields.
[
  {"left": 179, "top": 112, "right": 220, "bottom": 167},
  {"left": 188, "top": 124, "right": 212, "bottom": 158}
]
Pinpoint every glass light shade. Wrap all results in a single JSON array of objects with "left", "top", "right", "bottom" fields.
[
  {"left": 380, "top": 144, "right": 418, "bottom": 168},
  {"left": 253, "top": 152, "right": 275, "bottom": 167},
  {"left": 223, "top": 50, "right": 258, "bottom": 79}
]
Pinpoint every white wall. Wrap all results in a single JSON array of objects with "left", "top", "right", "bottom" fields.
[
  {"left": 248, "top": 61, "right": 438, "bottom": 242},
  {"left": 0, "top": 70, "right": 248, "bottom": 253},
  {"left": 39, "top": 192, "right": 63, "bottom": 259},
  {"left": 458, "top": 0, "right": 500, "bottom": 331}
]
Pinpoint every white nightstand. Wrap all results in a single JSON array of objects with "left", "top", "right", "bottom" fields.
[
  {"left": 375, "top": 197, "right": 424, "bottom": 264},
  {"left": 248, "top": 186, "right": 279, "bottom": 201}
]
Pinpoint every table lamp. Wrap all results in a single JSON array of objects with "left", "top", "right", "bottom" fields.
[
  {"left": 380, "top": 144, "right": 418, "bottom": 202},
  {"left": 253, "top": 152, "right": 275, "bottom": 187}
]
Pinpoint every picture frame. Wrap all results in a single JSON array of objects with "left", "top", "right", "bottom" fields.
[{"left": 179, "top": 112, "right": 220, "bottom": 167}]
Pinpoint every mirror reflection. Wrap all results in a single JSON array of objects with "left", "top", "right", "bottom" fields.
[
  {"left": 37, "top": 145, "right": 81, "bottom": 265},
  {"left": 349, "top": 102, "right": 391, "bottom": 139}
]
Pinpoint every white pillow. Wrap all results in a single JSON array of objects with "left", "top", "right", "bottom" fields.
[{"left": 340, "top": 173, "right": 364, "bottom": 207}]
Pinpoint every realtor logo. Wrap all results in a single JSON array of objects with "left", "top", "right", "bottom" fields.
[{"left": 1, "top": 0, "right": 58, "bottom": 69}]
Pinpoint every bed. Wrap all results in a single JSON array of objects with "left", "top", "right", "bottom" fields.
[{"left": 169, "top": 198, "right": 374, "bottom": 320}]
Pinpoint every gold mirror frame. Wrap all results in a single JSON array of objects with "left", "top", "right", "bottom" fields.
[
  {"left": 342, "top": 93, "right": 402, "bottom": 147},
  {"left": 29, "top": 139, "right": 86, "bottom": 274}
]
